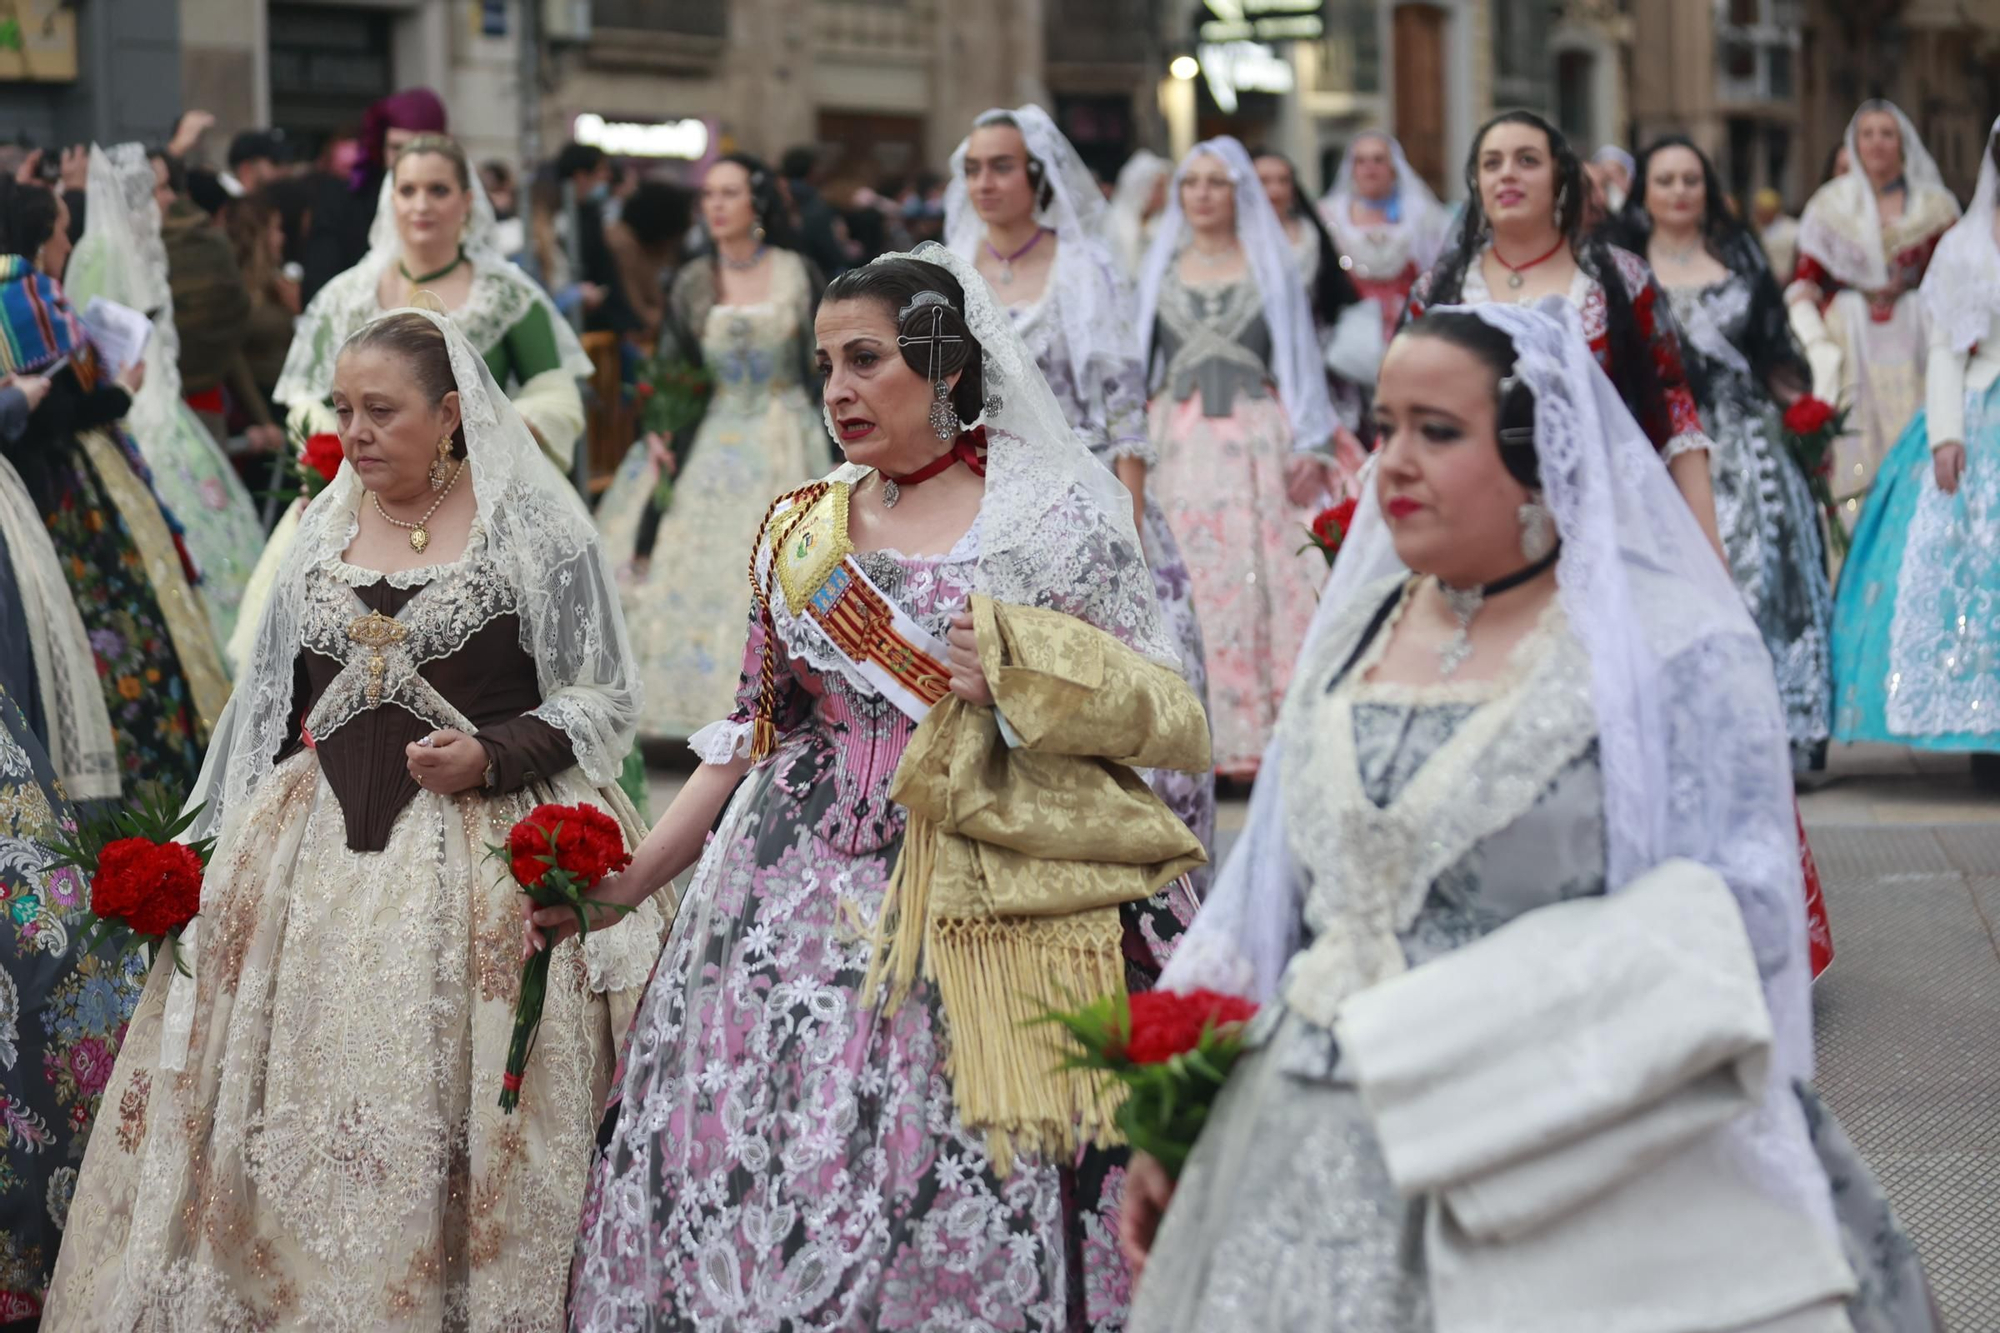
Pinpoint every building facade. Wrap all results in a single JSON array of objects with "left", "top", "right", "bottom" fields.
[{"left": 0, "top": 0, "right": 182, "bottom": 151}]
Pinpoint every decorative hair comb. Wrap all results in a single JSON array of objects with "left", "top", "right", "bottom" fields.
[{"left": 897, "top": 290, "right": 953, "bottom": 323}]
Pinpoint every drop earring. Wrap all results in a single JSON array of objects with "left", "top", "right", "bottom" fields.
[
  {"left": 929, "top": 379, "right": 957, "bottom": 440},
  {"left": 1553, "top": 183, "right": 1569, "bottom": 227},
  {"left": 429, "top": 436, "right": 454, "bottom": 490},
  {"left": 1517, "top": 496, "right": 1556, "bottom": 562}
]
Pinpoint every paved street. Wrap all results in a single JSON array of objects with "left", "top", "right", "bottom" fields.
[{"left": 648, "top": 741, "right": 1999, "bottom": 1323}]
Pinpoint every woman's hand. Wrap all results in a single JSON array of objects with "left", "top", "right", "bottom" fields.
[
  {"left": 945, "top": 610, "right": 994, "bottom": 707},
  {"left": 1285, "top": 455, "right": 1332, "bottom": 508},
  {"left": 115, "top": 360, "right": 146, "bottom": 396},
  {"left": 405, "top": 729, "right": 488, "bottom": 795},
  {"left": 1934, "top": 441, "right": 1967, "bottom": 495},
  {"left": 645, "top": 430, "right": 677, "bottom": 474},
  {"left": 522, "top": 876, "right": 637, "bottom": 959},
  {"left": 9, "top": 374, "right": 50, "bottom": 412},
  {"left": 1119, "top": 1151, "right": 1176, "bottom": 1284}
]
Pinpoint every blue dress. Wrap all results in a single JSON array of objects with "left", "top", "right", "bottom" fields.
[{"left": 1832, "top": 387, "right": 2000, "bottom": 749}]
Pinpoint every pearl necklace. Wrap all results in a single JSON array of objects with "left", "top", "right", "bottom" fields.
[{"left": 371, "top": 461, "right": 464, "bottom": 553}]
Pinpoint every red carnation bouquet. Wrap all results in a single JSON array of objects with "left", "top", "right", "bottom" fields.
[
  {"left": 41, "top": 784, "right": 211, "bottom": 974},
  {"left": 1038, "top": 987, "right": 1258, "bottom": 1177},
  {"left": 491, "top": 803, "right": 634, "bottom": 1112},
  {"left": 1300, "top": 496, "right": 1359, "bottom": 567},
  {"left": 1780, "top": 395, "right": 1852, "bottom": 559},
  {"left": 274, "top": 423, "right": 347, "bottom": 508}
]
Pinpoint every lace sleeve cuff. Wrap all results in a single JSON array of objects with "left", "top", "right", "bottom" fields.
[
  {"left": 1104, "top": 433, "right": 1156, "bottom": 466},
  {"left": 1662, "top": 430, "right": 1710, "bottom": 463},
  {"left": 689, "top": 717, "right": 754, "bottom": 765}
]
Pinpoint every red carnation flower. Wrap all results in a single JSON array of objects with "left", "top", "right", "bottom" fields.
[
  {"left": 302, "top": 433, "right": 346, "bottom": 485},
  {"left": 1783, "top": 397, "right": 1835, "bottom": 436},
  {"left": 1123, "top": 988, "right": 1258, "bottom": 1065},
  {"left": 505, "top": 803, "right": 631, "bottom": 891},
  {"left": 1312, "top": 497, "right": 1358, "bottom": 548},
  {"left": 89, "top": 837, "right": 203, "bottom": 939}
]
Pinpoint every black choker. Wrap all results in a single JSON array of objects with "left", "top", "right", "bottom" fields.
[{"left": 1434, "top": 544, "right": 1561, "bottom": 676}]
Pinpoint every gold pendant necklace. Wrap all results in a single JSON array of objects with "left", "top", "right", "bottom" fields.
[{"left": 371, "top": 461, "right": 463, "bottom": 552}]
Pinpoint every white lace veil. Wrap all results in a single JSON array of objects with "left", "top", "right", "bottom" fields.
[
  {"left": 944, "top": 105, "right": 1129, "bottom": 393},
  {"left": 1798, "top": 100, "right": 1953, "bottom": 292},
  {"left": 1318, "top": 130, "right": 1448, "bottom": 271},
  {"left": 1922, "top": 114, "right": 2000, "bottom": 356},
  {"left": 273, "top": 154, "right": 591, "bottom": 412},
  {"left": 67, "top": 144, "right": 186, "bottom": 452},
  {"left": 1106, "top": 149, "right": 1170, "bottom": 275},
  {"left": 187, "top": 306, "right": 639, "bottom": 845},
  {"left": 806, "top": 244, "right": 1177, "bottom": 671},
  {"left": 1164, "top": 297, "right": 1834, "bottom": 1234},
  {"left": 1134, "top": 136, "right": 1337, "bottom": 451}
]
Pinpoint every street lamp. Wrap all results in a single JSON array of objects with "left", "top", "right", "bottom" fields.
[{"left": 1170, "top": 55, "right": 1200, "bottom": 81}]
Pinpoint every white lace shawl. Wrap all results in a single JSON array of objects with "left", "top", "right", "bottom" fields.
[
  {"left": 944, "top": 105, "right": 1134, "bottom": 401},
  {"left": 1317, "top": 130, "right": 1449, "bottom": 275},
  {"left": 1797, "top": 100, "right": 1959, "bottom": 293},
  {"left": 273, "top": 168, "right": 591, "bottom": 416},
  {"left": 1134, "top": 137, "right": 1338, "bottom": 452},
  {"left": 1922, "top": 114, "right": 2000, "bottom": 356},
  {"left": 1164, "top": 298, "right": 1836, "bottom": 1240},
  {"left": 188, "top": 307, "right": 639, "bottom": 846}
]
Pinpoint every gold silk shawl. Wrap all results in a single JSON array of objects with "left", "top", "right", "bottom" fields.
[{"left": 865, "top": 593, "right": 1211, "bottom": 1168}]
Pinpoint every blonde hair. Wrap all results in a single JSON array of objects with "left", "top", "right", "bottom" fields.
[{"left": 393, "top": 133, "right": 472, "bottom": 192}]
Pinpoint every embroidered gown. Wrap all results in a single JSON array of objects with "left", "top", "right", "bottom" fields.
[
  {"left": 596, "top": 250, "right": 833, "bottom": 743},
  {"left": 1665, "top": 274, "right": 1834, "bottom": 767},
  {"left": 0, "top": 684, "right": 145, "bottom": 1323},
  {"left": 43, "top": 526, "right": 665, "bottom": 1331},
  {"left": 1131, "top": 586, "right": 1933, "bottom": 1333},
  {"left": 0, "top": 259, "right": 228, "bottom": 794},
  {"left": 568, "top": 473, "right": 1199, "bottom": 1332},
  {"left": 1008, "top": 284, "right": 1216, "bottom": 889},
  {"left": 1145, "top": 271, "right": 1325, "bottom": 777}
]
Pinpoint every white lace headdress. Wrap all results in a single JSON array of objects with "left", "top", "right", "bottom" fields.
[
  {"left": 68, "top": 144, "right": 184, "bottom": 456},
  {"left": 187, "top": 305, "right": 640, "bottom": 845},
  {"left": 1165, "top": 297, "right": 1835, "bottom": 1235},
  {"left": 943, "top": 104, "right": 1132, "bottom": 394},
  {"left": 1922, "top": 113, "right": 2000, "bottom": 355},
  {"left": 1318, "top": 130, "right": 1448, "bottom": 271},
  {"left": 1106, "top": 149, "right": 1170, "bottom": 275},
  {"left": 273, "top": 154, "right": 591, "bottom": 412},
  {"left": 782, "top": 243, "right": 1178, "bottom": 679},
  {"left": 1133, "top": 136, "right": 1337, "bottom": 451},
  {"left": 1797, "top": 99, "right": 1953, "bottom": 292}
]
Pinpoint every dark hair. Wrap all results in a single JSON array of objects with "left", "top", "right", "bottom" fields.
[
  {"left": 1412, "top": 110, "right": 1667, "bottom": 449},
  {"left": 260, "top": 175, "right": 314, "bottom": 264},
  {"left": 1614, "top": 136, "right": 1809, "bottom": 405},
  {"left": 149, "top": 149, "right": 188, "bottom": 199},
  {"left": 394, "top": 133, "right": 472, "bottom": 191},
  {"left": 0, "top": 177, "right": 61, "bottom": 261},
  {"left": 821, "top": 255, "right": 985, "bottom": 427},
  {"left": 1396, "top": 311, "right": 1540, "bottom": 488},
  {"left": 554, "top": 140, "right": 606, "bottom": 182},
  {"left": 187, "top": 169, "right": 231, "bottom": 217},
  {"left": 1820, "top": 139, "right": 1847, "bottom": 186},
  {"left": 481, "top": 159, "right": 514, "bottom": 191},
  {"left": 1250, "top": 147, "right": 1361, "bottom": 326},
  {"left": 970, "top": 113, "right": 1055, "bottom": 213},
  {"left": 338, "top": 312, "right": 467, "bottom": 457},
  {"left": 622, "top": 179, "right": 694, "bottom": 250},
  {"left": 705, "top": 152, "right": 798, "bottom": 252},
  {"left": 780, "top": 146, "right": 819, "bottom": 182},
  {"left": 228, "top": 129, "right": 284, "bottom": 170}
]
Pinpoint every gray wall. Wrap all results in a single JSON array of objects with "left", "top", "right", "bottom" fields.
[{"left": 0, "top": 0, "right": 182, "bottom": 149}]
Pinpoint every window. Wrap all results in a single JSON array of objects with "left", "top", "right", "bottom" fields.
[
  {"left": 1715, "top": 0, "right": 1800, "bottom": 104},
  {"left": 1316, "top": 0, "right": 1381, "bottom": 94},
  {"left": 1557, "top": 50, "right": 1594, "bottom": 144}
]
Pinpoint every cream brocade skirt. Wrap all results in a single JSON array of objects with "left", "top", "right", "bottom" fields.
[{"left": 43, "top": 752, "right": 664, "bottom": 1332}]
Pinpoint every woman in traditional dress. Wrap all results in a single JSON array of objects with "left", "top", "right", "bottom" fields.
[
  {"left": 1138, "top": 137, "right": 1357, "bottom": 779},
  {"left": 558, "top": 246, "right": 1210, "bottom": 1330},
  {"left": 1253, "top": 148, "right": 1382, "bottom": 408},
  {"left": 1788, "top": 101, "right": 1960, "bottom": 533},
  {"left": 1405, "top": 110, "right": 1724, "bottom": 553},
  {"left": 1624, "top": 136, "right": 1834, "bottom": 771},
  {"left": 0, "top": 177, "right": 227, "bottom": 795},
  {"left": 1319, "top": 131, "right": 1449, "bottom": 344},
  {"left": 945, "top": 104, "right": 1216, "bottom": 884},
  {"left": 66, "top": 143, "right": 268, "bottom": 650},
  {"left": 238, "top": 133, "right": 592, "bottom": 671},
  {"left": 1833, "top": 115, "right": 2000, "bottom": 767},
  {"left": 44, "top": 308, "right": 668, "bottom": 1330},
  {"left": 595, "top": 153, "right": 832, "bottom": 744},
  {"left": 1106, "top": 149, "right": 1171, "bottom": 280},
  {"left": 1121, "top": 302, "right": 1938, "bottom": 1333},
  {"left": 0, "top": 682, "right": 144, "bottom": 1323}
]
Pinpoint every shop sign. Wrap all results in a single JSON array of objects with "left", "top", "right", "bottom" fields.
[
  {"left": 572, "top": 114, "right": 711, "bottom": 160},
  {"left": 1198, "top": 0, "right": 1325, "bottom": 43},
  {"left": 0, "top": 3, "right": 78, "bottom": 83},
  {"left": 1195, "top": 41, "right": 1294, "bottom": 113}
]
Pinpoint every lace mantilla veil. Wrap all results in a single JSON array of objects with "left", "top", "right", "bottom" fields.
[
  {"left": 1922, "top": 113, "right": 2000, "bottom": 357},
  {"left": 1318, "top": 129, "right": 1449, "bottom": 271},
  {"left": 1133, "top": 136, "right": 1337, "bottom": 452},
  {"left": 779, "top": 243, "right": 1177, "bottom": 685},
  {"left": 943, "top": 105, "right": 1132, "bottom": 394},
  {"left": 1163, "top": 298, "right": 1838, "bottom": 1237},
  {"left": 1798, "top": 99, "right": 1956, "bottom": 293},
  {"left": 272, "top": 164, "right": 591, "bottom": 414}
]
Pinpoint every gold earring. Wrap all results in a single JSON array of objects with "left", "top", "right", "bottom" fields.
[{"left": 428, "top": 436, "right": 453, "bottom": 490}]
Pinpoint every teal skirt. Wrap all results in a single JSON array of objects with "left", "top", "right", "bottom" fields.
[{"left": 1831, "top": 387, "right": 2000, "bottom": 750}]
